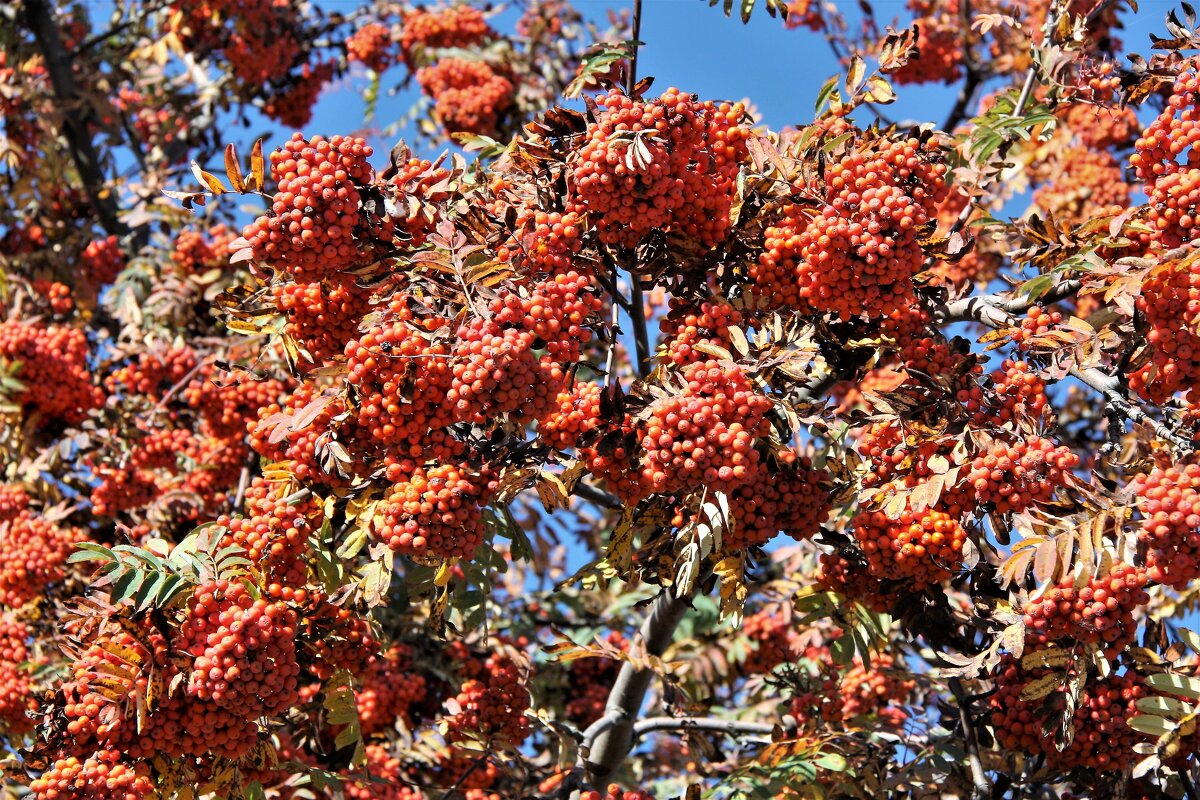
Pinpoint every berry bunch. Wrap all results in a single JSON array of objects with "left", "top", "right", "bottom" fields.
[
  {"left": 373, "top": 462, "right": 494, "bottom": 561},
  {"left": 659, "top": 298, "right": 745, "bottom": 366},
  {"left": 242, "top": 133, "right": 375, "bottom": 280},
  {"left": 356, "top": 643, "right": 428, "bottom": 735},
  {"left": 725, "top": 451, "right": 831, "bottom": 549},
  {"left": 580, "top": 786, "right": 655, "bottom": 800},
  {"left": 837, "top": 651, "right": 915, "bottom": 729},
  {"left": 0, "top": 511, "right": 76, "bottom": 608},
  {"left": 972, "top": 359, "right": 1050, "bottom": 428},
  {"left": 967, "top": 436, "right": 1080, "bottom": 514},
  {"left": 1132, "top": 458, "right": 1200, "bottom": 588},
  {"left": 1032, "top": 147, "right": 1131, "bottom": 226},
  {"left": 274, "top": 275, "right": 374, "bottom": 369},
  {"left": 816, "top": 550, "right": 898, "bottom": 613},
  {"left": 539, "top": 381, "right": 602, "bottom": 452},
  {"left": 178, "top": 580, "right": 300, "bottom": 717},
  {"left": 885, "top": 1, "right": 963, "bottom": 85},
  {"left": 446, "top": 317, "right": 560, "bottom": 424},
  {"left": 263, "top": 61, "right": 334, "bottom": 130},
  {"left": 1012, "top": 305, "right": 1064, "bottom": 351},
  {"left": 105, "top": 346, "right": 197, "bottom": 398},
  {"left": 754, "top": 134, "right": 948, "bottom": 319},
  {"left": 1063, "top": 102, "right": 1140, "bottom": 150},
  {"left": 416, "top": 58, "right": 515, "bottom": 138},
  {"left": 496, "top": 206, "right": 583, "bottom": 276},
  {"left": 445, "top": 652, "right": 531, "bottom": 747},
  {"left": 638, "top": 360, "right": 773, "bottom": 497},
  {"left": 33, "top": 280, "right": 73, "bottom": 315},
  {"left": 853, "top": 507, "right": 968, "bottom": 587},
  {"left": 1023, "top": 563, "right": 1149, "bottom": 657},
  {"left": 218, "top": 478, "right": 321, "bottom": 586},
  {"left": 400, "top": 6, "right": 493, "bottom": 59},
  {"left": 81, "top": 235, "right": 125, "bottom": 285},
  {"left": 30, "top": 749, "right": 155, "bottom": 800},
  {"left": 563, "top": 632, "right": 626, "bottom": 727},
  {"left": 1130, "top": 255, "right": 1200, "bottom": 403},
  {"left": 1131, "top": 64, "right": 1200, "bottom": 249},
  {"left": 489, "top": 270, "right": 600, "bottom": 361},
  {"left": 990, "top": 662, "right": 1147, "bottom": 771},
  {"left": 0, "top": 321, "right": 104, "bottom": 423},
  {"left": 0, "top": 615, "right": 34, "bottom": 733},
  {"left": 62, "top": 626, "right": 168, "bottom": 745},
  {"left": 567, "top": 87, "right": 748, "bottom": 249},
  {"left": 741, "top": 608, "right": 799, "bottom": 674},
  {"left": 348, "top": 23, "right": 395, "bottom": 73}
]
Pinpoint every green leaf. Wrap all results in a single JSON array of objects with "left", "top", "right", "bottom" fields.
[{"left": 1147, "top": 673, "right": 1200, "bottom": 701}]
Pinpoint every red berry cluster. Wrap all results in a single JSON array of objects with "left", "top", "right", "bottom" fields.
[
  {"left": 105, "top": 346, "right": 197, "bottom": 399},
  {"left": 62, "top": 626, "right": 168, "bottom": 745},
  {"left": 1063, "top": 102, "right": 1140, "bottom": 150},
  {"left": 88, "top": 465, "right": 160, "bottom": 518},
  {"left": 967, "top": 436, "right": 1080, "bottom": 514},
  {"left": 1130, "top": 254, "right": 1200, "bottom": 403},
  {"left": 1023, "top": 563, "right": 1149, "bottom": 658},
  {"left": 400, "top": 6, "right": 493, "bottom": 59},
  {"left": 81, "top": 235, "right": 125, "bottom": 285},
  {"left": 659, "top": 298, "right": 744, "bottom": 366},
  {"left": 445, "top": 652, "right": 531, "bottom": 747},
  {"left": 300, "top": 595, "right": 377, "bottom": 678},
  {"left": 489, "top": 270, "right": 600, "bottom": 362},
  {"left": 741, "top": 608, "right": 799, "bottom": 674},
  {"left": 0, "top": 511, "right": 76, "bottom": 608},
  {"left": 857, "top": 421, "right": 973, "bottom": 518},
  {"left": 274, "top": 275, "right": 374, "bottom": 369},
  {"left": 755, "top": 134, "right": 948, "bottom": 319},
  {"left": 990, "top": 661, "right": 1147, "bottom": 771},
  {"left": 182, "top": 367, "right": 289, "bottom": 439},
  {"left": 885, "top": 1, "right": 963, "bottom": 85},
  {"left": 1012, "top": 305, "right": 1064, "bottom": 352},
  {"left": 0, "top": 615, "right": 34, "bottom": 734},
  {"left": 638, "top": 359, "right": 773, "bottom": 498},
  {"left": 242, "top": 133, "right": 375, "bottom": 280},
  {"left": 1131, "top": 64, "right": 1200, "bottom": 249},
  {"left": 580, "top": 786, "right": 655, "bottom": 800},
  {"left": 971, "top": 359, "right": 1050, "bottom": 428},
  {"left": 0, "top": 485, "right": 28, "bottom": 525},
  {"left": 496, "top": 206, "right": 583, "bottom": 276},
  {"left": 263, "top": 61, "right": 335, "bottom": 130},
  {"left": 118, "top": 690, "right": 258, "bottom": 760},
  {"left": 373, "top": 462, "right": 494, "bottom": 561},
  {"left": 380, "top": 156, "right": 454, "bottom": 251},
  {"left": 725, "top": 450, "right": 831, "bottom": 549},
  {"left": 172, "top": 0, "right": 302, "bottom": 86},
  {"left": 0, "top": 321, "right": 104, "bottom": 424},
  {"left": 218, "top": 478, "right": 320, "bottom": 586},
  {"left": 344, "top": 743, "right": 420, "bottom": 800},
  {"left": 837, "top": 651, "right": 915, "bottom": 729},
  {"left": 567, "top": 87, "right": 748, "bottom": 249},
  {"left": 539, "top": 381, "right": 602, "bottom": 451},
  {"left": 853, "top": 507, "right": 968, "bottom": 588},
  {"left": 1032, "top": 147, "right": 1131, "bottom": 227},
  {"left": 30, "top": 749, "right": 155, "bottom": 800},
  {"left": 33, "top": 280, "right": 73, "bottom": 315},
  {"left": 416, "top": 58, "right": 515, "bottom": 138},
  {"left": 348, "top": 23, "right": 395, "bottom": 73},
  {"left": 816, "top": 550, "right": 898, "bottom": 613},
  {"left": 446, "top": 317, "right": 561, "bottom": 425},
  {"left": 251, "top": 385, "right": 346, "bottom": 485},
  {"left": 1132, "top": 457, "right": 1200, "bottom": 588},
  {"left": 356, "top": 643, "right": 429, "bottom": 735},
  {"left": 345, "top": 313, "right": 455, "bottom": 447},
  {"left": 178, "top": 580, "right": 300, "bottom": 717}
]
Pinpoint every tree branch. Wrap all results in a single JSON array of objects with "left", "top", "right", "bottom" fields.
[
  {"left": 949, "top": 677, "right": 990, "bottom": 800},
  {"left": 631, "top": 716, "right": 776, "bottom": 739},
  {"left": 24, "top": 0, "right": 125, "bottom": 237},
  {"left": 582, "top": 589, "right": 691, "bottom": 781}
]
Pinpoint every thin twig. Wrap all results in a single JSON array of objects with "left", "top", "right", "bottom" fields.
[
  {"left": 949, "top": 677, "right": 990, "bottom": 800},
  {"left": 631, "top": 716, "right": 776, "bottom": 739}
]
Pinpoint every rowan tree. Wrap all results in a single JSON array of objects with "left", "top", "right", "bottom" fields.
[{"left": 5, "top": 0, "right": 1200, "bottom": 798}]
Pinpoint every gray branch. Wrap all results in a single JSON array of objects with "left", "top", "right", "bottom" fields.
[
  {"left": 631, "top": 716, "right": 777, "bottom": 739},
  {"left": 582, "top": 590, "right": 691, "bottom": 781}
]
